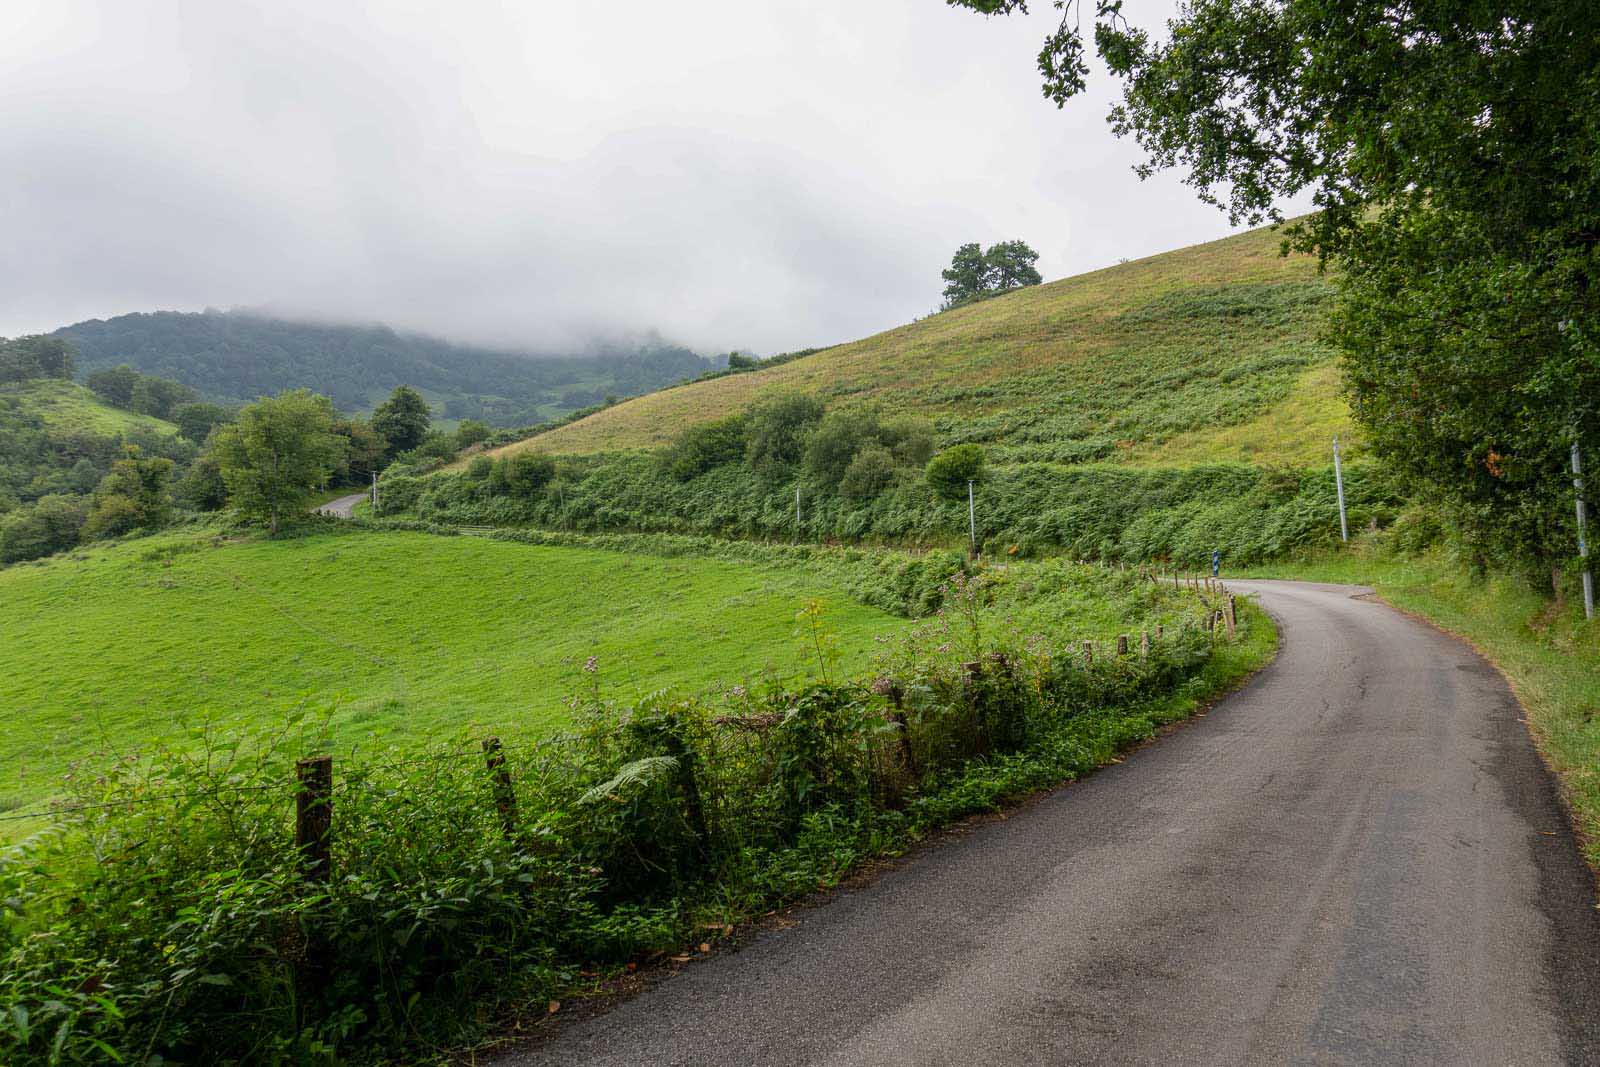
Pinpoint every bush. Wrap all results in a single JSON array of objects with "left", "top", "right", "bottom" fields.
[
  {"left": 660, "top": 415, "right": 747, "bottom": 481},
  {"left": 925, "top": 445, "right": 986, "bottom": 501},
  {"left": 839, "top": 443, "right": 897, "bottom": 500},
  {"left": 0, "top": 494, "right": 88, "bottom": 563},
  {"left": 491, "top": 452, "right": 557, "bottom": 497},
  {"left": 466, "top": 454, "right": 494, "bottom": 480},
  {"left": 744, "top": 392, "right": 823, "bottom": 480}
]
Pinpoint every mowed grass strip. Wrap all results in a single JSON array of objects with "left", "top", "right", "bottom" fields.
[{"left": 0, "top": 530, "right": 911, "bottom": 810}]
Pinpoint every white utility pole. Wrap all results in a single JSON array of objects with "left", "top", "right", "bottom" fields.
[
  {"left": 1574, "top": 441, "right": 1594, "bottom": 620},
  {"left": 371, "top": 471, "right": 379, "bottom": 511},
  {"left": 1333, "top": 436, "right": 1349, "bottom": 543},
  {"left": 967, "top": 479, "right": 977, "bottom": 555},
  {"left": 795, "top": 485, "right": 801, "bottom": 528}
]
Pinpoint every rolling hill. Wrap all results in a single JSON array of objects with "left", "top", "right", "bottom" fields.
[
  {"left": 54, "top": 310, "right": 721, "bottom": 426},
  {"left": 0, "top": 377, "right": 179, "bottom": 439},
  {"left": 486, "top": 223, "right": 1357, "bottom": 468}
]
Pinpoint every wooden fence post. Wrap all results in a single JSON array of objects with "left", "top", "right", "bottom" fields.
[
  {"left": 1226, "top": 596, "right": 1237, "bottom": 639},
  {"left": 1117, "top": 634, "right": 1129, "bottom": 656},
  {"left": 1155, "top": 623, "right": 1163, "bottom": 640},
  {"left": 295, "top": 755, "right": 333, "bottom": 883},
  {"left": 1082, "top": 641, "right": 1094, "bottom": 666},
  {"left": 482, "top": 737, "right": 517, "bottom": 838},
  {"left": 1140, "top": 630, "right": 1150, "bottom": 657},
  {"left": 660, "top": 729, "right": 712, "bottom": 863},
  {"left": 887, "top": 685, "right": 918, "bottom": 780}
]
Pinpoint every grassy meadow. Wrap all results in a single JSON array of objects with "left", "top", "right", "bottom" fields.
[
  {"left": 483, "top": 223, "right": 1357, "bottom": 468},
  {"left": 0, "top": 377, "right": 178, "bottom": 438},
  {"left": 0, "top": 528, "right": 917, "bottom": 814}
]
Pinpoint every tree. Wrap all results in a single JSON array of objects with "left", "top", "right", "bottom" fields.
[
  {"left": 332, "top": 418, "right": 388, "bottom": 483},
  {"left": 925, "top": 444, "right": 986, "bottom": 502},
  {"left": 371, "top": 385, "right": 431, "bottom": 459},
  {"left": 0, "top": 335, "right": 76, "bottom": 383},
  {"left": 0, "top": 494, "right": 88, "bottom": 563},
  {"left": 172, "top": 402, "right": 234, "bottom": 443},
  {"left": 660, "top": 415, "right": 747, "bottom": 481},
  {"left": 82, "top": 447, "right": 174, "bottom": 539},
  {"left": 490, "top": 451, "right": 556, "bottom": 497},
  {"left": 951, "top": 0, "right": 1600, "bottom": 583},
  {"left": 840, "top": 443, "right": 897, "bottom": 500},
  {"left": 985, "top": 240, "right": 1043, "bottom": 292},
  {"left": 941, "top": 243, "right": 991, "bottom": 309},
  {"left": 208, "top": 390, "right": 345, "bottom": 534},
  {"left": 129, "top": 376, "right": 196, "bottom": 420},
  {"left": 87, "top": 364, "right": 140, "bottom": 408},
  {"left": 453, "top": 419, "right": 492, "bottom": 449},
  {"left": 744, "top": 392, "right": 824, "bottom": 480},
  {"left": 940, "top": 240, "right": 1043, "bottom": 309}
]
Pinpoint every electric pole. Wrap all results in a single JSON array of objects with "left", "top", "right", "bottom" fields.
[
  {"left": 1333, "top": 436, "right": 1349, "bottom": 543},
  {"left": 1575, "top": 441, "right": 1594, "bottom": 620},
  {"left": 967, "top": 479, "right": 977, "bottom": 556}
]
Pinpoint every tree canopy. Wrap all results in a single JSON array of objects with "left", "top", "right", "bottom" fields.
[
  {"left": 371, "top": 385, "right": 431, "bottom": 459},
  {"left": 954, "top": 0, "right": 1600, "bottom": 582},
  {"left": 208, "top": 390, "right": 345, "bottom": 534},
  {"left": 940, "top": 240, "right": 1043, "bottom": 309}
]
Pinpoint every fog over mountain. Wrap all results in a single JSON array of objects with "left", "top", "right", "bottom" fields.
[{"left": 0, "top": 1, "right": 1307, "bottom": 354}]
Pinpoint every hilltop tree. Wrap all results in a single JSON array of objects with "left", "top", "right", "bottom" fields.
[
  {"left": 371, "top": 384, "right": 431, "bottom": 459},
  {"left": 208, "top": 389, "right": 345, "bottom": 534},
  {"left": 940, "top": 240, "right": 1043, "bottom": 309},
  {"left": 950, "top": 0, "right": 1600, "bottom": 583}
]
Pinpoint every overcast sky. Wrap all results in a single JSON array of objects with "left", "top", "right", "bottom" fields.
[{"left": 0, "top": 1, "right": 1299, "bottom": 356}]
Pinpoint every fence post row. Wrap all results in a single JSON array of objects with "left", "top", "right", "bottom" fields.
[
  {"left": 1117, "top": 634, "right": 1129, "bottom": 656},
  {"left": 295, "top": 755, "right": 333, "bottom": 883},
  {"left": 482, "top": 737, "right": 517, "bottom": 838}
]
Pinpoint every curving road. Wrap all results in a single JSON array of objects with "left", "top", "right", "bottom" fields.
[
  {"left": 497, "top": 580, "right": 1600, "bottom": 1065},
  {"left": 316, "top": 492, "right": 367, "bottom": 519}
]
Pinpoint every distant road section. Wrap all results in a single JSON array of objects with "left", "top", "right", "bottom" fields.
[
  {"left": 316, "top": 492, "right": 366, "bottom": 519},
  {"left": 498, "top": 580, "right": 1600, "bottom": 1066}
]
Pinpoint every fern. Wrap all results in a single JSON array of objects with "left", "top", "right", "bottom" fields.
[{"left": 577, "top": 756, "right": 679, "bottom": 806}]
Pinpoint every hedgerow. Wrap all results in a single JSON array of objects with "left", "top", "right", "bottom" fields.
[{"left": 0, "top": 565, "right": 1262, "bottom": 1064}]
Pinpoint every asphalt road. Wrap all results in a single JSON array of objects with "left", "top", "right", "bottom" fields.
[
  {"left": 316, "top": 492, "right": 367, "bottom": 518},
  {"left": 498, "top": 580, "right": 1600, "bottom": 1066}
]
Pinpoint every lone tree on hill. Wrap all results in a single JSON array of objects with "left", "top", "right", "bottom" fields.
[
  {"left": 941, "top": 240, "right": 1043, "bottom": 309},
  {"left": 208, "top": 389, "right": 345, "bottom": 534},
  {"left": 371, "top": 384, "right": 431, "bottom": 459}
]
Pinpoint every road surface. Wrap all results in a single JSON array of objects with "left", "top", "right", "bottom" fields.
[
  {"left": 316, "top": 492, "right": 366, "bottom": 518},
  {"left": 498, "top": 580, "right": 1600, "bottom": 1065}
]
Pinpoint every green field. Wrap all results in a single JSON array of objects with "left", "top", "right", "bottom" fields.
[
  {"left": 483, "top": 223, "right": 1356, "bottom": 467},
  {"left": 0, "top": 529, "right": 920, "bottom": 813},
  {"left": 0, "top": 377, "right": 178, "bottom": 437}
]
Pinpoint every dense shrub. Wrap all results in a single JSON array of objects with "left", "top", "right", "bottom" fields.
[
  {"left": 744, "top": 392, "right": 824, "bottom": 480},
  {"left": 659, "top": 415, "right": 747, "bottom": 481},
  {"left": 491, "top": 451, "right": 557, "bottom": 497},
  {"left": 925, "top": 444, "right": 987, "bottom": 501},
  {"left": 0, "top": 494, "right": 89, "bottom": 562}
]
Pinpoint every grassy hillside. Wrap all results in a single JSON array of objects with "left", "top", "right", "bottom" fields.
[
  {"left": 488, "top": 223, "right": 1355, "bottom": 466},
  {"left": 0, "top": 528, "right": 924, "bottom": 813},
  {"left": 0, "top": 377, "right": 178, "bottom": 437}
]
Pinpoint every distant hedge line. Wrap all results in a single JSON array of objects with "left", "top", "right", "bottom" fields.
[
  {"left": 0, "top": 565, "right": 1266, "bottom": 1065},
  {"left": 378, "top": 455, "right": 1402, "bottom": 568}
]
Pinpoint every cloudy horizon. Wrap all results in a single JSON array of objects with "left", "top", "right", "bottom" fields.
[{"left": 1, "top": 1, "right": 1308, "bottom": 357}]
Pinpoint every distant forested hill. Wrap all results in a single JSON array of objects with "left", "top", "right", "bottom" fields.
[{"left": 54, "top": 311, "right": 720, "bottom": 425}]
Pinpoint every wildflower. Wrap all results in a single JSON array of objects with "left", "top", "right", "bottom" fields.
[
  {"left": 582, "top": 655, "right": 599, "bottom": 674},
  {"left": 869, "top": 677, "right": 895, "bottom": 696}
]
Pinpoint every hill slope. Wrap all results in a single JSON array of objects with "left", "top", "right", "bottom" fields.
[
  {"left": 55, "top": 311, "right": 719, "bottom": 425},
  {"left": 0, "top": 377, "right": 178, "bottom": 438},
  {"left": 491, "top": 224, "right": 1355, "bottom": 467}
]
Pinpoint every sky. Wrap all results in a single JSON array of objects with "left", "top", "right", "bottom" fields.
[{"left": 0, "top": 1, "right": 1300, "bottom": 356}]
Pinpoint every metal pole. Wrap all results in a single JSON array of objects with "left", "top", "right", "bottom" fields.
[
  {"left": 1333, "top": 436, "right": 1349, "bottom": 543},
  {"left": 967, "top": 479, "right": 976, "bottom": 554},
  {"left": 1575, "top": 441, "right": 1594, "bottom": 620},
  {"left": 371, "top": 471, "right": 378, "bottom": 510},
  {"left": 795, "top": 485, "right": 801, "bottom": 528}
]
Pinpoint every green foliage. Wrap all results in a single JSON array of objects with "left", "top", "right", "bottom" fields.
[
  {"left": 371, "top": 384, "right": 431, "bottom": 459},
  {"left": 331, "top": 416, "right": 387, "bottom": 483},
  {"left": 0, "top": 335, "right": 74, "bottom": 384},
  {"left": 491, "top": 451, "right": 556, "bottom": 497},
  {"left": 208, "top": 390, "right": 345, "bottom": 534},
  {"left": 660, "top": 415, "right": 747, "bottom": 481},
  {"left": 744, "top": 392, "right": 824, "bottom": 480},
  {"left": 453, "top": 419, "right": 492, "bottom": 449},
  {"left": 86, "top": 363, "right": 196, "bottom": 419},
  {"left": 82, "top": 448, "right": 173, "bottom": 539},
  {"left": 941, "top": 239, "right": 1043, "bottom": 309},
  {"left": 0, "top": 495, "right": 89, "bottom": 564},
  {"left": 840, "top": 443, "right": 897, "bottom": 501},
  {"left": 171, "top": 401, "right": 233, "bottom": 443},
  {"left": 925, "top": 444, "right": 986, "bottom": 501},
  {"left": 176, "top": 452, "right": 228, "bottom": 511}
]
